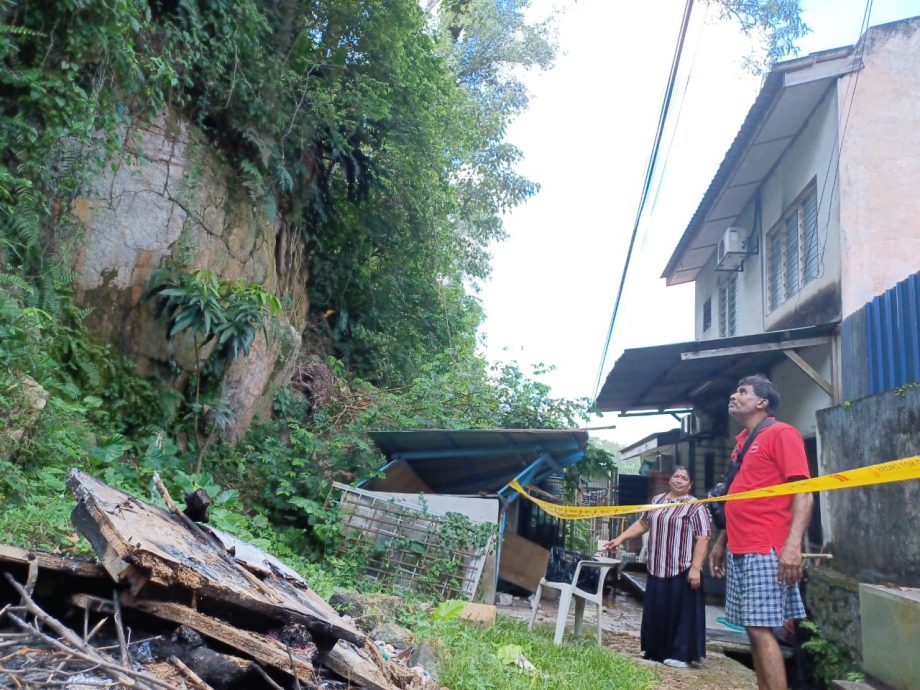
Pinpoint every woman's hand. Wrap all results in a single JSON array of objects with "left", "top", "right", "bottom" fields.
[
  {"left": 602, "top": 537, "right": 621, "bottom": 555},
  {"left": 687, "top": 566, "right": 702, "bottom": 589}
]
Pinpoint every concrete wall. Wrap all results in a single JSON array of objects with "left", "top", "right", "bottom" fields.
[
  {"left": 805, "top": 568, "right": 862, "bottom": 662},
  {"left": 838, "top": 18, "right": 920, "bottom": 317},
  {"left": 816, "top": 385, "right": 920, "bottom": 585}
]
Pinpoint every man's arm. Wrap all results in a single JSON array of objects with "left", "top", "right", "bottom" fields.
[
  {"left": 778, "top": 491, "right": 814, "bottom": 585},
  {"left": 708, "top": 530, "right": 726, "bottom": 577}
]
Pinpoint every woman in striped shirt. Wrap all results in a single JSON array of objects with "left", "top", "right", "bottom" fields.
[{"left": 604, "top": 466, "right": 712, "bottom": 668}]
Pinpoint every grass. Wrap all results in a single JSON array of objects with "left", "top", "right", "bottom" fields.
[{"left": 414, "top": 615, "right": 658, "bottom": 690}]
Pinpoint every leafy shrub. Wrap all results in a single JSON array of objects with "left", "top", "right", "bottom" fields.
[{"left": 800, "top": 619, "right": 864, "bottom": 687}]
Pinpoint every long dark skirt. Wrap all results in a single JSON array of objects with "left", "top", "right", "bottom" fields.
[{"left": 640, "top": 570, "right": 706, "bottom": 664}]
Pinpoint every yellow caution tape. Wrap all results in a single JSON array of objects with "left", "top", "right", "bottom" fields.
[{"left": 510, "top": 455, "right": 920, "bottom": 520}]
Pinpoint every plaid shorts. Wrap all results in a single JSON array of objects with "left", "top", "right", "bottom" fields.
[{"left": 725, "top": 550, "right": 806, "bottom": 628}]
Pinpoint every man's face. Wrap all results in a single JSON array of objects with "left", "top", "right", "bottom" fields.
[{"left": 728, "top": 384, "right": 767, "bottom": 420}]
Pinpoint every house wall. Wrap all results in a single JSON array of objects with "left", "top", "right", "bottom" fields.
[
  {"left": 760, "top": 88, "right": 842, "bottom": 332},
  {"left": 837, "top": 18, "right": 920, "bottom": 317},
  {"left": 694, "top": 87, "right": 843, "bottom": 339}
]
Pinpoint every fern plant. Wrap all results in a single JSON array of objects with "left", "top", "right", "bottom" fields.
[{"left": 145, "top": 264, "right": 282, "bottom": 471}]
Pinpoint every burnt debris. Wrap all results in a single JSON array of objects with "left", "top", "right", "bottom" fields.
[{"left": 0, "top": 470, "right": 441, "bottom": 690}]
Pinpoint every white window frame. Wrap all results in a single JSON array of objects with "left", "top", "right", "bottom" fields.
[{"left": 766, "top": 181, "right": 819, "bottom": 312}]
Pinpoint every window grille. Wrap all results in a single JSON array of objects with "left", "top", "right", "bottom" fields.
[
  {"left": 766, "top": 182, "right": 819, "bottom": 311},
  {"left": 719, "top": 275, "right": 737, "bottom": 337}
]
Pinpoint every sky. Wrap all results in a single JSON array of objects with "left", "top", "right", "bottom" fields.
[{"left": 477, "top": 0, "right": 920, "bottom": 446}]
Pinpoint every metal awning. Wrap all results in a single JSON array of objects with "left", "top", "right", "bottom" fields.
[
  {"left": 596, "top": 323, "right": 838, "bottom": 413},
  {"left": 363, "top": 429, "right": 589, "bottom": 502}
]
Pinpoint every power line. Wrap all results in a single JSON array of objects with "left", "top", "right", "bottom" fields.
[
  {"left": 591, "top": 0, "right": 695, "bottom": 400},
  {"left": 816, "top": 0, "right": 873, "bottom": 267},
  {"left": 648, "top": 2, "right": 709, "bottom": 222}
]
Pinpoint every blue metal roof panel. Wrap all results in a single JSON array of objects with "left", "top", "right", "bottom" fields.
[{"left": 366, "top": 429, "right": 589, "bottom": 496}]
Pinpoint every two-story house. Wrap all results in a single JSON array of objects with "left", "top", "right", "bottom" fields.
[
  {"left": 599, "top": 13, "right": 919, "bottom": 496},
  {"left": 596, "top": 17, "right": 920, "bottom": 670}
]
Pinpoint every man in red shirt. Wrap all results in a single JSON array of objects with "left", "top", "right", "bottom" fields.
[{"left": 709, "top": 375, "right": 814, "bottom": 690}]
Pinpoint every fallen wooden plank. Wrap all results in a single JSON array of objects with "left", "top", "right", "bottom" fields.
[
  {"left": 67, "top": 469, "right": 363, "bottom": 646},
  {"left": 499, "top": 532, "right": 549, "bottom": 592},
  {"left": 71, "top": 593, "right": 317, "bottom": 686},
  {"left": 458, "top": 602, "right": 496, "bottom": 628},
  {"left": 0, "top": 543, "right": 106, "bottom": 579},
  {"left": 202, "top": 525, "right": 350, "bottom": 629}
]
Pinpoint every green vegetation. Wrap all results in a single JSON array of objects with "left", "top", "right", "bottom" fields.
[
  {"left": 799, "top": 620, "right": 864, "bottom": 687},
  {"left": 415, "top": 615, "right": 657, "bottom": 690}
]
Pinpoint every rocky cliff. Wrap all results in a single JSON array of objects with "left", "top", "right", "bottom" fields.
[{"left": 69, "top": 110, "right": 308, "bottom": 437}]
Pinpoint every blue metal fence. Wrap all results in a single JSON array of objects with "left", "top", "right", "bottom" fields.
[{"left": 866, "top": 272, "right": 920, "bottom": 396}]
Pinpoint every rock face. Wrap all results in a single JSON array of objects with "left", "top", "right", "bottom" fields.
[
  {"left": 0, "top": 374, "right": 49, "bottom": 460},
  {"left": 69, "top": 110, "right": 309, "bottom": 438}
]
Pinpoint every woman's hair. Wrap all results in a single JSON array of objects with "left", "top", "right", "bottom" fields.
[
  {"left": 671, "top": 464, "right": 692, "bottom": 482},
  {"left": 738, "top": 374, "right": 781, "bottom": 414}
]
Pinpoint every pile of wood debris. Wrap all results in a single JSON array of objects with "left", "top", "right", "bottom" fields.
[{"left": 0, "top": 469, "right": 444, "bottom": 690}]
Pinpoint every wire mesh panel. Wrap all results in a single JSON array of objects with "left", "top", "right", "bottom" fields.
[{"left": 329, "top": 483, "right": 493, "bottom": 601}]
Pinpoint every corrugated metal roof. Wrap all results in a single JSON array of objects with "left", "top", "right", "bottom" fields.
[
  {"left": 596, "top": 323, "right": 838, "bottom": 412},
  {"left": 364, "top": 429, "right": 589, "bottom": 499}
]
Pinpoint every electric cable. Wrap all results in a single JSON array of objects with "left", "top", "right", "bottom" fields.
[
  {"left": 816, "top": 0, "right": 873, "bottom": 261},
  {"left": 591, "top": 0, "right": 695, "bottom": 400}
]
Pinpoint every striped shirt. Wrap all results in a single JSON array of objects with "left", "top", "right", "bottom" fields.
[{"left": 640, "top": 493, "right": 712, "bottom": 578}]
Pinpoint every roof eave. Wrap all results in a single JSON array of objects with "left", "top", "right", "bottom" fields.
[{"left": 661, "top": 45, "right": 857, "bottom": 284}]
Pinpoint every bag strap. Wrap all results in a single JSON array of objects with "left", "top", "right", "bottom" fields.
[
  {"left": 735, "top": 416, "right": 776, "bottom": 465},
  {"left": 724, "top": 417, "right": 776, "bottom": 491}
]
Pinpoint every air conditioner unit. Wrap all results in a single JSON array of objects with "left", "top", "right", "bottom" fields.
[
  {"left": 716, "top": 227, "right": 749, "bottom": 271},
  {"left": 680, "top": 414, "right": 701, "bottom": 436}
]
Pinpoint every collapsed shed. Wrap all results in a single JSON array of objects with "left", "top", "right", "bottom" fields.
[{"left": 332, "top": 429, "right": 590, "bottom": 599}]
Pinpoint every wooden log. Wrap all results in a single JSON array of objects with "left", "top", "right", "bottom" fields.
[
  {"left": 71, "top": 593, "right": 317, "bottom": 687},
  {"left": 0, "top": 543, "right": 106, "bottom": 579}
]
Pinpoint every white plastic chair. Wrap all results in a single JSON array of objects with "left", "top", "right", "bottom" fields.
[{"left": 528, "top": 555, "right": 621, "bottom": 645}]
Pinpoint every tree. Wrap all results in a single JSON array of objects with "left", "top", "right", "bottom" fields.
[{"left": 710, "top": 0, "right": 809, "bottom": 72}]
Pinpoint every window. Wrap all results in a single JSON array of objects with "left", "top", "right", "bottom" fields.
[
  {"left": 718, "top": 275, "right": 737, "bottom": 337},
  {"left": 702, "top": 298, "right": 712, "bottom": 332},
  {"left": 767, "top": 183, "right": 819, "bottom": 311}
]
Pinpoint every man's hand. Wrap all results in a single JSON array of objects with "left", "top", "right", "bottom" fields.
[
  {"left": 709, "top": 539, "right": 726, "bottom": 578},
  {"left": 778, "top": 542, "right": 804, "bottom": 585},
  {"left": 687, "top": 566, "right": 702, "bottom": 589}
]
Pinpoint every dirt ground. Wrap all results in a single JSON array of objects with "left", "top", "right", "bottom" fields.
[{"left": 498, "top": 594, "right": 758, "bottom": 690}]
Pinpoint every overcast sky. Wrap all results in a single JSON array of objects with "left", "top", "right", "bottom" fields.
[{"left": 477, "top": 0, "right": 920, "bottom": 446}]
